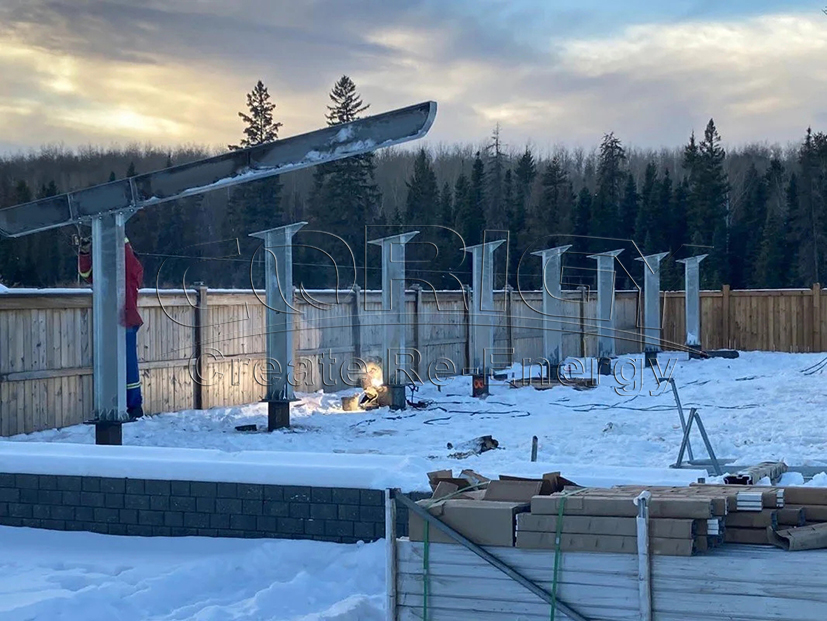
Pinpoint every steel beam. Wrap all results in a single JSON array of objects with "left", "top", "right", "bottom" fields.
[
  {"left": 250, "top": 222, "right": 306, "bottom": 430},
  {"left": 677, "top": 255, "right": 707, "bottom": 349},
  {"left": 587, "top": 249, "right": 624, "bottom": 363},
  {"left": 531, "top": 245, "right": 571, "bottom": 376},
  {"left": 465, "top": 239, "right": 506, "bottom": 380},
  {"left": 635, "top": 252, "right": 669, "bottom": 365},
  {"left": 368, "top": 231, "right": 418, "bottom": 409},
  {"left": 0, "top": 102, "right": 437, "bottom": 238},
  {"left": 91, "top": 213, "right": 128, "bottom": 429}
]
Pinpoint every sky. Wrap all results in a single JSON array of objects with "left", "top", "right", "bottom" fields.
[{"left": 0, "top": 0, "right": 826, "bottom": 155}]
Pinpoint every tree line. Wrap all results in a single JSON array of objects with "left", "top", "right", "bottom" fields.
[{"left": 1, "top": 76, "right": 826, "bottom": 294}]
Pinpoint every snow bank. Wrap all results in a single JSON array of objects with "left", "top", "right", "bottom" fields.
[
  {"left": 0, "top": 442, "right": 432, "bottom": 491},
  {"left": 0, "top": 526, "right": 384, "bottom": 621}
]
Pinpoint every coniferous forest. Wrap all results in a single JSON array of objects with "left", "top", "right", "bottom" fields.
[{"left": 1, "top": 75, "right": 827, "bottom": 294}]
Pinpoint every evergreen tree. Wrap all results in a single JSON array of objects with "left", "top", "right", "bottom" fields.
[
  {"left": 126, "top": 162, "right": 136, "bottom": 177},
  {"left": 486, "top": 124, "right": 505, "bottom": 229},
  {"left": 404, "top": 149, "right": 439, "bottom": 284},
  {"left": 785, "top": 173, "right": 801, "bottom": 286},
  {"left": 683, "top": 120, "right": 729, "bottom": 287},
  {"left": 225, "top": 80, "right": 285, "bottom": 285},
  {"left": 590, "top": 132, "right": 626, "bottom": 247},
  {"left": 460, "top": 151, "right": 487, "bottom": 247},
  {"left": 436, "top": 181, "right": 459, "bottom": 287},
  {"left": 791, "top": 128, "right": 827, "bottom": 285},
  {"left": 754, "top": 159, "right": 789, "bottom": 288},
  {"left": 308, "top": 75, "right": 380, "bottom": 287},
  {"left": 731, "top": 163, "right": 768, "bottom": 288},
  {"left": 634, "top": 162, "right": 660, "bottom": 253},
  {"left": 229, "top": 80, "right": 282, "bottom": 149},
  {"left": 571, "top": 187, "right": 593, "bottom": 286},
  {"left": 108, "top": 171, "right": 116, "bottom": 182},
  {"left": 619, "top": 173, "right": 638, "bottom": 240}
]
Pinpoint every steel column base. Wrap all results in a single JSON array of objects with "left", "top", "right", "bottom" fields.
[
  {"left": 597, "top": 357, "right": 613, "bottom": 376},
  {"left": 388, "top": 384, "right": 407, "bottom": 411},
  {"left": 547, "top": 363, "right": 563, "bottom": 383},
  {"left": 687, "top": 344, "right": 704, "bottom": 359},
  {"left": 267, "top": 401, "right": 291, "bottom": 431},
  {"left": 95, "top": 422, "right": 123, "bottom": 446},
  {"left": 644, "top": 350, "right": 659, "bottom": 368},
  {"left": 472, "top": 373, "right": 489, "bottom": 398}
]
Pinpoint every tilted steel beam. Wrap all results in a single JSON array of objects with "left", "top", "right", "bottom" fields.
[{"left": 0, "top": 101, "right": 437, "bottom": 238}]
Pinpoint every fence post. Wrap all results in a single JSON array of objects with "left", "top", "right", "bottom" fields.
[
  {"left": 721, "top": 284, "right": 731, "bottom": 350},
  {"left": 352, "top": 284, "right": 363, "bottom": 361},
  {"left": 814, "top": 283, "right": 822, "bottom": 352},
  {"left": 412, "top": 284, "right": 424, "bottom": 380},
  {"left": 463, "top": 284, "right": 472, "bottom": 373},
  {"left": 505, "top": 284, "right": 514, "bottom": 365},
  {"left": 578, "top": 285, "right": 587, "bottom": 358},
  {"left": 193, "top": 283, "right": 208, "bottom": 410}
]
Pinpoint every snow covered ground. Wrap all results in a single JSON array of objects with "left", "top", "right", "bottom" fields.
[
  {"left": 8, "top": 351, "right": 827, "bottom": 475},
  {"left": 0, "top": 527, "right": 385, "bottom": 621}
]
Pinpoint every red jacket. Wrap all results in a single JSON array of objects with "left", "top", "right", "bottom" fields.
[{"left": 78, "top": 241, "right": 144, "bottom": 328}]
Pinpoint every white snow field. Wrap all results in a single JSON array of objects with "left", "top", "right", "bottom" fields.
[
  {"left": 8, "top": 351, "right": 827, "bottom": 474},
  {"left": 0, "top": 526, "right": 385, "bottom": 621}
]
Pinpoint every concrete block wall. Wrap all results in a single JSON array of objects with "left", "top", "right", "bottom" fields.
[{"left": 0, "top": 473, "right": 428, "bottom": 543}]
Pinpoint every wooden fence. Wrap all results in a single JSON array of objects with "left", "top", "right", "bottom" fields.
[{"left": 0, "top": 284, "right": 823, "bottom": 436}]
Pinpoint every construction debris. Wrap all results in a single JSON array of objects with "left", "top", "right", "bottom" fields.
[
  {"left": 445, "top": 435, "right": 499, "bottom": 459},
  {"left": 724, "top": 461, "right": 788, "bottom": 485}
]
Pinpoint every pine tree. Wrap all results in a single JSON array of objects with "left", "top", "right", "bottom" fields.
[
  {"left": 634, "top": 162, "right": 660, "bottom": 253},
  {"left": 308, "top": 76, "right": 380, "bottom": 288},
  {"left": 791, "top": 128, "right": 827, "bottom": 285},
  {"left": 126, "top": 162, "right": 136, "bottom": 177},
  {"left": 683, "top": 120, "right": 729, "bottom": 287},
  {"left": 486, "top": 125, "right": 505, "bottom": 229},
  {"left": 229, "top": 80, "right": 282, "bottom": 150},
  {"left": 619, "top": 173, "right": 638, "bottom": 240},
  {"left": 590, "top": 133, "right": 626, "bottom": 247},
  {"left": 754, "top": 159, "right": 789, "bottom": 288},
  {"left": 459, "top": 152, "right": 486, "bottom": 247},
  {"left": 404, "top": 149, "right": 439, "bottom": 285},
  {"left": 108, "top": 171, "right": 116, "bottom": 182},
  {"left": 225, "top": 80, "right": 285, "bottom": 285},
  {"left": 436, "top": 181, "right": 458, "bottom": 287},
  {"left": 785, "top": 173, "right": 801, "bottom": 286}
]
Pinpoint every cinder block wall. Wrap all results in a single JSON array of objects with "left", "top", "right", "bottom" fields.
[{"left": 0, "top": 473, "right": 427, "bottom": 542}]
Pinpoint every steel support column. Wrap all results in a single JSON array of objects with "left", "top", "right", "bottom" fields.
[
  {"left": 90, "top": 212, "right": 128, "bottom": 444},
  {"left": 677, "top": 254, "right": 707, "bottom": 352},
  {"left": 368, "top": 231, "right": 419, "bottom": 410},
  {"left": 466, "top": 239, "right": 505, "bottom": 395},
  {"left": 587, "top": 249, "right": 624, "bottom": 373},
  {"left": 531, "top": 245, "right": 571, "bottom": 379},
  {"left": 250, "top": 222, "right": 306, "bottom": 430},
  {"left": 635, "top": 252, "right": 669, "bottom": 367}
]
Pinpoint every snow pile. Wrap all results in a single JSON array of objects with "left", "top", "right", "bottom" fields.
[
  {"left": 0, "top": 526, "right": 384, "bottom": 621},
  {"left": 0, "top": 282, "right": 8, "bottom": 292},
  {"left": 0, "top": 442, "right": 433, "bottom": 491}
]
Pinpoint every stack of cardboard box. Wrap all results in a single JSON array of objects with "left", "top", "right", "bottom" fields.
[{"left": 406, "top": 471, "right": 827, "bottom": 555}]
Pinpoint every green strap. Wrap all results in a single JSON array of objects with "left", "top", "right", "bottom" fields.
[
  {"left": 550, "top": 494, "right": 567, "bottom": 621},
  {"left": 423, "top": 520, "right": 430, "bottom": 620}
]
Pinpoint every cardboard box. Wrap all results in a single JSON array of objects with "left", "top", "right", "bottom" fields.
[
  {"left": 408, "top": 499, "right": 529, "bottom": 547},
  {"left": 530, "top": 495, "right": 714, "bottom": 519},
  {"left": 776, "top": 507, "right": 806, "bottom": 526},
  {"left": 500, "top": 472, "right": 579, "bottom": 495},
  {"left": 770, "top": 523, "right": 827, "bottom": 551},
  {"left": 483, "top": 480, "right": 543, "bottom": 502},
  {"left": 782, "top": 487, "right": 827, "bottom": 507},
  {"left": 725, "top": 510, "right": 776, "bottom": 528},
  {"left": 514, "top": 532, "right": 697, "bottom": 556},
  {"left": 724, "top": 527, "right": 771, "bottom": 545},
  {"left": 516, "top": 514, "right": 695, "bottom": 539}
]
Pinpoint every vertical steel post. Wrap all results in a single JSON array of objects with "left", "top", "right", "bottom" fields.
[
  {"left": 635, "top": 252, "right": 669, "bottom": 367},
  {"left": 90, "top": 211, "right": 128, "bottom": 444},
  {"left": 250, "top": 222, "right": 306, "bottom": 430},
  {"left": 368, "top": 231, "right": 419, "bottom": 409},
  {"left": 532, "top": 245, "right": 571, "bottom": 379},
  {"left": 587, "top": 249, "right": 624, "bottom": 373},
  {"left": 677, "top": 254, "right": 707, "bottom": 352},
  {"left": 465, "top": 239, "right": 505, "bottom": 395}
]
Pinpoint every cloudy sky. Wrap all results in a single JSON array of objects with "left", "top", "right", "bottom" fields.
[{"left": 1, "top": 0, "right": 825, "bottom": 154}]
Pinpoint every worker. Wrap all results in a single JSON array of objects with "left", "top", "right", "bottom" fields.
[{"left": 77, "top": 235, "right": 145, "bottom": 419}]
